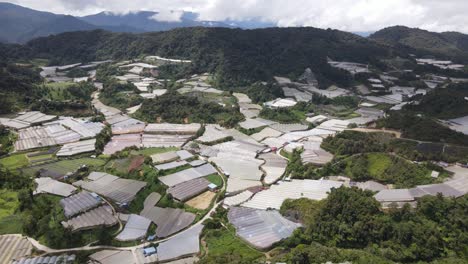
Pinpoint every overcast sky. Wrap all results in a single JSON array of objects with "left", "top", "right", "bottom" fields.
[{"left": 6, "top": 0, "right": 468, "bottom": 33}]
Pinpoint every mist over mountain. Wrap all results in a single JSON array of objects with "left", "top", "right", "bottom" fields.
[{"left": 0, "top": 2, "right": 275, "bottom": 43}]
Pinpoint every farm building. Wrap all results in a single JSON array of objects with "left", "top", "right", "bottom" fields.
[
  {"left": 13, "top": 117, "right": 104, "bottom": 151},
  {"left": 151, "top": 151, "right": 179, "bottom": 164},
  {"left": 448, "top": 115, "right": 468, "bottom": 135},
  {"left": 88, "top": 250, "right": 135, "bottom": 264},
  {"left": 282, "top": 87, "right": 312, "bottom": 102},
  {"left": 250, "top": 127, "right": 282, "bottom": 142},
  {"left": 264, "top": 98, "right": 297, "bottom": 108},
  {"left": 73, "top": 172, "right": 146, "bottom": 204},
  {"left": 142, "top": 134, "right": 193, "bottom": 148},
  {"left": 144, "top": 123, "right": 201, "bottom": 135},
  {"left": 261, "top": 137, "right": 288, "bottom": 149},
  {"left": 300, "top": 140, "right": 334, "bottom": 165},
  {"left": 15, "top": 124, "right": 80, "bottom": 151},
  {"left": 12, "top": 254, "right": 76, "bottom": 264},
  {"left": 56, "top": 139, "right": 97, "bottom": 156},
  {"left": 60, "top": 191, "right": 102, "bottom": 218},
  {"left": 189, "top": 159, "right": 206, "bottom": 167},
  {"left": 242, "top": 179, "right": 343, "bottom": 210},
  {"left": 158, "top": 164, "right": 217, "bottom": 187},
  {"left": 269, "top": 123, "right": 308, "bottom": 133},
  {"left": 156, "top": 224, "right": 203, "bottom": 262},
  {"left": 140, "top": 207, "right": 195, "bottom": 238},
  {"left": 0, "top": 235, "right": 33, "bottom": 264},
  {"left": 328, "top": 60, "right": 369, "bottom": 74},
  {"left": 239, "top": 118, "right": 277, "bottom": 130},
  {"left": 223, "top": 190, "right": 255, "bottom": 207},
  {"left": 51, "top": 117, "right": 104, "bottom": 138},
  {"left": 116, "top": 214, "right": 152, "bottom": 241},
  {"left": 155, "top": 160, "right": 188, "bottom": 171},
  {"left": 103, "top": 134, "right": 141, "bottom": 155},
  {"left": 205, "top": 139, "right": 265, "bottom": 193},
  {"left": 228, "top": 207, "right": 301, "bottom": 249},
  {"left": 167, "top": 178, "right": 211, "bottom": 202},
  {"left": 143, "top": 192, "right": 162, "bottom": 209},
  {"left": 260, "top": 153, "right": 288, "bottom": 184},
  {"left": 375, "top": 167, "right": 468, "bottom": 208},
  {"left": 195, "top": 124, "right": 232, "bottom": 144},
  {"left": 62, "top": 205, "right": 118, "bottom": 232},
  {"left": 176, "top": 150, "right": 194, "bottom": 160},
  {"left": 34, "top": 177, "right": 77, "bottom": 197},
  {"left": 0, "top": 111, "right": 56, "bottom": 130},
  {"left": 111, "top": 117, "right": 146, "bottom": 135}
]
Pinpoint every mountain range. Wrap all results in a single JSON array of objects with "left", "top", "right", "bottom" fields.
[{"left": 0, "top": 2, "right": 275, "bottom": 43}]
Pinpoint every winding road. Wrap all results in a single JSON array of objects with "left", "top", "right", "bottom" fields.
[{"left": 26, "top": 163, "right": 227, "bottom": 260}]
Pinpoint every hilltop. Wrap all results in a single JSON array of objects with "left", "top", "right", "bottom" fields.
[{"left": 370, "top": 25, "right": 468, "bottom": 61}]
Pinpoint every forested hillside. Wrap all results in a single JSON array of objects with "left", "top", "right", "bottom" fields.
[
  {"left": 405, "top": 84, "right": 468, "bottom": 119},
  {"left": 370, "top": 26, "right": 468, "bottom": 62},
  {"left": 0, "top": 62, "right": 41, "bottom": 113},
  {"left": 20, "top": 27, "right": 399, "bottom": 87}
]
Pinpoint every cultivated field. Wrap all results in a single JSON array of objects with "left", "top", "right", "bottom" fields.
[{"left": 186, "top": 191, "right": 216, "bottom": 210}]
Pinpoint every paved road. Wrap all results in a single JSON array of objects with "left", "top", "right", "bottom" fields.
[
  {"left": 27, "top": 163, "right": 227, "bottom": 256},
  {"left": 25, "top": 94, "right": 232, "bottom": 258}
]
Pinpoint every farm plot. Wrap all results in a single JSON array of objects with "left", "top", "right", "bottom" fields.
[
  {"left": 0, "top": 154, "right": 29, "bottom": 170},
  {"left": 22, "top": 158, "right": 106, "bottom": 179},
  {"left": 185, "top": 191, "right": 216, "bottom": 210}
]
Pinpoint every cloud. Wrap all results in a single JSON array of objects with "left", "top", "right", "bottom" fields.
[
  {"left": 150, "top": 10, "right": 185, "bottom": 22},
  {"left": 5, "top": 0, "right": 468, "bottom": 33}
]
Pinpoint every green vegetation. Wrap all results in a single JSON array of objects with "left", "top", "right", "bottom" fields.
[
  {"left": 278, "top": 187, "right": 468, "bottom": 263},
  {"left": 0, "top": 126, "right": 16, "bottom": 156},
  {"left": 128, "top": 165, "right": 167, "bottom": 213},
  {"left": 0, "top": 62, "right": 41, "bottom": 113},
  {"left": 259, "top": 107, "right": 303, "bottom": 123},
  {"left": 18, "top": 194, "right": 116, "bottom": 248},
  {"left": 200, "top": 207, "right": 263, "bottom": 263},
  {"left": 275, "top": 243, "right": 394, "bottom": 264},
  {"left": 370, "top": 25, "right": 468, "bottom": 62},
  {"left": 65, "top": 67, "right": 89, "bottom": 78},
  {"left": 99, "top": 80, "right": 142, "bottom": 110},
  {"left": 200, "top": 229, "right": 264, "bottom": 263},
  {"left": 283, "top": 149, "right": 319, "bottom": 180},
  {"left": 321, "top": 130, "right": 391, "bottom": 156},
  {"left": 38, "top": 82, "right": 76, "bottom": 100},
  {"left": 31, "top": 81, "right": 96, "bottom": 116},
  {"left": 280, "top": 198, "right": 323, "bottom": 225},
  {"left": 134, "top": 91, "right": 244, "bottom": 127},
  {"left": 336, "top": 153, "right": 436, "bottom": 188},
  {"left": 0, "top": 153, "right": 29, "bottom": 170},
  {"left": 23, "top": 27, "right": 392, "bottom": 88},
  {"left": 95, "top": 125, "right": 112, "bottom": 155},
  {"left": 206, "top": 174, "right": 223, "bottom": 187},
  {"left": 260, "top": 96, "right": 360, "bottom": 123},
  {"left": 242, "top": 82, "right": 284, "bottom": 103},
  {"left": 0, "top": 189, "right": 19, "bottom": 219},
  {"left": 21, "top": 158, "right": 106, "bottom": 177},
  {"left": 285, "top": 145, "right": 444, "bottom": 188},
  {"left": 0, "top": 189, "right": 23, "bottom": 234},
  {"left": 322, "top": 130, "right": 468, "bottom": 162},
  {"left": 377, "top": 112, "right": 468, "bottom": 146},
  {"left": 405, "top": 84, "right": 468, "bottom": 119},
  {"left": 0, "top": 214, "right": 24, "bottom": 234}
]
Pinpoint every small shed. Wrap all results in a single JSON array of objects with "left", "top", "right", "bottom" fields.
[
  {"left": 208, "top": 183, "right": 218, "bottom": 191},
  {"left": 143, "top": 247, "right": 157, "bottom": 256}
]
